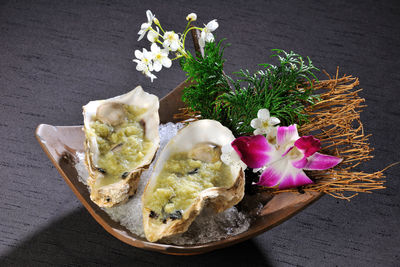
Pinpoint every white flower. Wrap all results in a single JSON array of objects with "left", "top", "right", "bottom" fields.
[
  {"left": 250, "top": 109, "right": 280, "bottom": 135},
  {"left": 138, "top": 10, "right": 155, "bottom": 41},
  {"left": 147, "top": 27, "right": 160, "bottom": 43},
  {"left": 221, "top": 143, "right": 247, "bottom": 171},
  {"left": 163, "top": 31, "right": 180, "bottom": 51},
  {"left": 150, "top": 43, "right": 172, "bottom": 72},
  {"left": 186, "top": 13, "right": 197, "bottom": 21},
  {"left": 199, "top": 19, "right": 218, "bottom": 47},
  {"left": 143, "top": 69, "right": 157, "bottom": 82},
  {"left": 133, "top": 48, "right": 153, "bottom": 71},
  {"left": 133, "top": 48, "right": 157, "bottom": 82}
]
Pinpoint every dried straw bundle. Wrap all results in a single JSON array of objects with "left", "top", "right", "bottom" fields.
[{"left": 276, "top": 68, "right": 388, "bottom": 199}]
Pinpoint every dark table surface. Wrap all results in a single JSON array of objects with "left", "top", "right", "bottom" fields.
[{"left": 1, "top": 0, "right": 399, "bottom": 266}]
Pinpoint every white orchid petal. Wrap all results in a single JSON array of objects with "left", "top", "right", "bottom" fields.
[{"left": 258, "top": 109, "right": 270, "bottom": 120}]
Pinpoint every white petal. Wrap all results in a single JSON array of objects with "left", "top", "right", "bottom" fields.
[
  {"left": 135, "top": 62, "right": 146, "bottom": 71},
  {"left": 199, "top": 31, "right": 206, "bottom": 47},
  {"left": 170, "top": 42, "right": 179, "bottom": 51},
  {"left": 162, "top": 57, "right": 172, "bottom": 68},
  {"left": 140, "top": 22, "right": 150, "bottom": 31},
  {"left": 147, "top": 31, "right": 157, "bottom": 43},
  {"left": 258, "top": 109, "right": 270, "bottom": 120},
  {"left": 254, "top": 128, "right": 266, "bottom": 135},
  {"left": 146, "top": 10, "right": 153, "bottom": 23},
  {"left": 143, "top": 50, "right": 153, "bottom": 60},
  {"left": 250, "top": 118, "right": 261, "bottom": 129},
  {"left": 198, "top": 37, "right": 205, "bottom": 48},
  {"left": 206, "top": 19, "right": 218, "bottom": 31},
  {"left": 186, "top": 13, "right": 197, "bottom": 21},
  {"left": 149, "top": 73, "right": 157, "bottom": 82},
  {"left": 269, "top": 117, "right": 280, "bottom": 125},
  {"left": 151, "top": 43, "right": 160, "bottom": 53},
  {"left": 163, "top": 39, "right": 171, "bottom": 48},
  {"left": 205, "top": 32, "right": 214, "bottom": 43},
  {"left": 153, "top": 61, "right": 162, "bottom": 72},
  {"left": 161, "top": 47, "right": 169, "bottom": 55},
  {"left": 134, "top": 50, "right": 143, "bottom": 59},
  {"left": 137, "top": 31, "right": 146, "bottom": 41}
]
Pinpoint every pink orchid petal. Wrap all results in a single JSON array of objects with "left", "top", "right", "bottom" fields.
[
  {"left": 257, "top": 167, "right": 281, "bottom": 187},
  {"left": 294, "top": 135, "right": 321, "bottom": 157},
  {"left": 257, "top": 159, "right": 313, "bottom": 189},
  {"left": 231, "top": 135, "right": 271, "bottom": 168},
  {"left": 276, "top": 125, "right": 299, "bottom": 146},
  {"left": 292, "top": 156, "right": 307, "bottom": 169},
  {"left": 304, "top": 152, "right": 342, "bottom": 170},
  {"left": 278, "top": 170, "right": 313, "bottom": 189}
]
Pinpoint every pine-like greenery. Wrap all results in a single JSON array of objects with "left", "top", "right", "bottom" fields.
[{"left": 180, "top": 41, "right": 319, "bottom": 136}]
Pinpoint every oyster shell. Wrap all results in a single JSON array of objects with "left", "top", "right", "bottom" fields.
[
  {"left": 83, "top": 86, "right": 159, "bottom": 208},
  {"left": 142, "top": 119, "right": 245, "bottom": 242}
]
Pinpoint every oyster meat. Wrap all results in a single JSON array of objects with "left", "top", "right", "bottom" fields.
[
  {"left": 83, "top": 86, "right": 159, "bottom": 208},
  {"left": 142, "top": 119, "right": 245, "bottom": 242}
]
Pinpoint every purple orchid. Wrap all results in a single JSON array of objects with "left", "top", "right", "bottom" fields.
[{"left": 231, "top": 124, "right": 342, "bottom": 189}]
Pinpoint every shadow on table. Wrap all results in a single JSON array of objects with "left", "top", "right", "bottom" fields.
[{"left": 1, "top": 208, "right": 273, "bottom": 266}]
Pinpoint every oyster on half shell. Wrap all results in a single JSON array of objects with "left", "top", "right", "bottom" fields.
[
  {"left": 83, "top": 86, "right": 159, "bottom": 208},
  {"left": 142, "top": 119, "right": 245, "bottom": 242}
]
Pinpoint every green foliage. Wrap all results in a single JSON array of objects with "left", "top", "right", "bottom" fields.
[
  {"left": 180, "top": 40, "right": 231, "bottom": 122},
  {"left": 181, "top": 42, "right": 320, "bottom": 137}
]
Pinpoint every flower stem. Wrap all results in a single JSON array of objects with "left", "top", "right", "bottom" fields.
[
  {"left": 154, "top": 20, "right": 165, "bottom": 34},
  {"left": 182, "top": 26, "right": 203, "bottom": 51}
]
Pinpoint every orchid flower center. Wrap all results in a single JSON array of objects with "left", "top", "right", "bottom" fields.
[{"left": 287, "top": 146, "right": 302, "bottom": 160}]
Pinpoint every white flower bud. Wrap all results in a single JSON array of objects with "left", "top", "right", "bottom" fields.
[{"left": 186, "top": 13, "right": 197, "bottom": 21}]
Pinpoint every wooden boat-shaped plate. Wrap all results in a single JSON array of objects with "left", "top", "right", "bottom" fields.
[{"left": 35, "top": 80, "right": 322, "bottom": 255}]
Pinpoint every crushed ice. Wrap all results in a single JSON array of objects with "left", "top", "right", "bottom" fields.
[{"left": 75, "top": 122, "right": 251, "bottom": 244}]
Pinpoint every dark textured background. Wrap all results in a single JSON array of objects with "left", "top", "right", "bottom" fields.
[{"left": 1, "top": 0, "right": 399, "bottom": 266}]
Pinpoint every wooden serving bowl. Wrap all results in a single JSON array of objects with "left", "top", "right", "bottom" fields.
[{"left": 35, "top": 80, "right": 322, "bottom": 255}]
